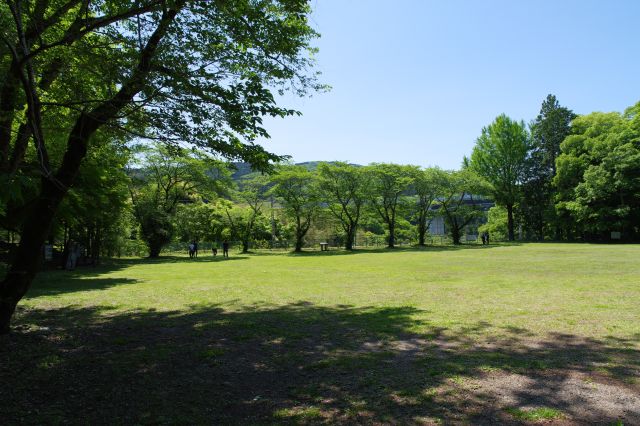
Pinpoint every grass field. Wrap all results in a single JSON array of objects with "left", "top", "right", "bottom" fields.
[{"left": 2, "top": 243, "right": 639, "bottom": 424}]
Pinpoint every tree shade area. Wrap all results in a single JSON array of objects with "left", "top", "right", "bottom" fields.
[{"left": 1, "top": 1, "right": 639, "bottom": 424}]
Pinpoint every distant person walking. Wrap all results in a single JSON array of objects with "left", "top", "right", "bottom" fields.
[
  {"left": 188, "top": 242, "right": 195, "bottom": 258},
  {"left": 222, "top": 240, "right": 229, "bottom": 258},
  {"left": 481, "top": 231, "right": 490, "bottom": 245}
]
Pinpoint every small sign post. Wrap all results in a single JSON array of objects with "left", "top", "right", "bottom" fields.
[{"left": 43, "top": 244, "right": 53, "bottom": 261}]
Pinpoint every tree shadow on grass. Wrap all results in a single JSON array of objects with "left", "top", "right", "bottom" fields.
[
  {"left": 262, "top": 243, "right": 523, "bottom": 257},
  {"left": 111, "top": 255, "right": 250, "bottom": 265},
  {"left": 25, "top": 277, "right": 140, "bottom": 299},
  {"left": 23, "top": 256, "right": 249, "bottom": 299},
  {"left": 1, "top": 302, "right": 638, "bottom": 425}
]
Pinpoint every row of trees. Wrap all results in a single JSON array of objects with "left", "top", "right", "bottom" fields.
[
  {"left": 467, "top": 95, "right": 640, "bottom": 242},
  {"left": 60, "top": 96, "right": 637, "bottom": 260},
  {"left": 126, "top": 152, "right": 492, "bottom": 256}
]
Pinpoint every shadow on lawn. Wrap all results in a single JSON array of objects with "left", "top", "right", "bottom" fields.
[
  {"left": 25, "top": 276, "right": 140, "bottom": 298},
  {"left": 252, "top": 243, "right": 523, "bottom": 257},
  {"left": 112, "top": 255, "right": 250, "bottom": 265},
  {"left": 24, "top": 256, "right": 248, "bottom": 299},
  {"left": 2, "top": 302, "right": 639, "bottom": 425}
]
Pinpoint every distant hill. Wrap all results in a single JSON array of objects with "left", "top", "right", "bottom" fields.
[
  {"left": 230, "top": 161, "right": 361, "bottom": 181},
  {"left": 229, "top": 162, "right": 259, "bottom": 180}
]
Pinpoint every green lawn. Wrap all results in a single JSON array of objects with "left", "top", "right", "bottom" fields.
[{"left": 2, "top": 243, "right": 639, "bottom": 424}]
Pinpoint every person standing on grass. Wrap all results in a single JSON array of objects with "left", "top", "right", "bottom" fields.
[
  {"left": 193, "top": 241, "right": 199, "bottom": 258},
  {"left": 188, "top": 242, "right": 195, "bottom": 258},
  {"left": 222, "top": 240, "right": 229, "bottom": 258}
]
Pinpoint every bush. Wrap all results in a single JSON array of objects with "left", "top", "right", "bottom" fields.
[{"left": 478, "top": 206, "right": 508, "bottom": 241}]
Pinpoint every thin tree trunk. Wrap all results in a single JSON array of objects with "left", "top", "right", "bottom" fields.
[
  {"left": 507, "top": 204, "right": 515, "bottom": 241},
  {"left": 295, "top": 217, "right": 303, "bottom": 252}
]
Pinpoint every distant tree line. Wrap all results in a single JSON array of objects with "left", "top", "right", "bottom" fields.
[{"left": 116, "top": 156, "right": 493, "bottom": 256}]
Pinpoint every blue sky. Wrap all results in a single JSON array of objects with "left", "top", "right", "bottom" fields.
[{"left": 258, "top": 0, "right": 640, "bottom": 169}]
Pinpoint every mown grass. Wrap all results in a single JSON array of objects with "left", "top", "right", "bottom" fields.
[
  {"left": 2, "top": 243, "right": 639, "bottom": 424},
  {"left": 21, "top": 243, "right": 640, "bottom": 339}
]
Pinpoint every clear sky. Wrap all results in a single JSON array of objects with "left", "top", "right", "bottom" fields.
[{"left": 257, "top": 0, "right": 640, "bottom": 170}]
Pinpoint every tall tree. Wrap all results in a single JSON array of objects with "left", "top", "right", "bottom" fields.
[
  {"left": 555, "top": 103, "right": 640, "bottom": 241},
  {"left": 522, "top": 95, "right": 576, "bottom": 239},
  {"left": 366, "top": 163, "right": 415, "bottom": 248},
  {"left": 413, "top": 167, "right": 446, "bottom": 246},
  {"left": 56, "top": 137, "right": 131, "bottom": 265},
  {"left": 270, "top": 165, "right": 319, "bottom": 252},
  {"left": 226, "top": 175, "right": 269, "bottom": 253},
  {"left": 129, "top": 144, "right": 230, "bottom": 257},
  {"left": 438, "top": 170, "right": 489, "bottom": 245},
  {"left": 318, "top": 162, "right": 368, "bottom": 250},
  {"left": 174, "top": 201, "right": 226, "bottom": 245},
  {"left": 470, "top": 114, "right": 530, "bottom": 241},
  {"left": 0, "top": 0, "right": 322, "bottom": 333}
]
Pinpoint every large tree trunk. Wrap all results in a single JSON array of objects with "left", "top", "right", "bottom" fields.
[
  {"left": 294, "top": 229, "right": 304, "bottom": 252},
  {"left": 507, "top": 204, "right": 515, "bottom": 241},
  {"left": 0, "top": 109, "right": 93, "bottom": 333},
  {"left": 417, "top": 219, "right": 426, "bottom": 246},
  {"left": 451, "top": 226, "right": 461, "bottom": 245},
  {"left": 0, "top": 60, "right": 20, "bottom": 169},
  {"left": 149, "top": 244, "right": 162, "bottom": 258},
  {"left": 387, "top": 222, "right": 395, "bottom": 248},
  {"left": 345, "top": 225, "right": 355, "bottom": 250},
  {"left": 0, "top": 177, "right": 70, "bottom": 333}
]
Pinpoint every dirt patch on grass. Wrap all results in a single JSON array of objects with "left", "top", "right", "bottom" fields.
[
  {"left": 457, "top": 369, "right": 639, "bottom": 425},
  {"left": 1, "top": 303, "right": 639, "bottom": 424}
]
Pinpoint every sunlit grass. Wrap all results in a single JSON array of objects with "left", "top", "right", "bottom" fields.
[{"left": 23, "top": 243, "right": 640, "bottom": 341}]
